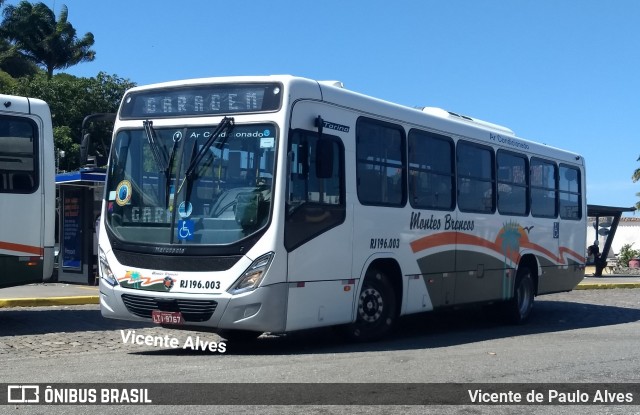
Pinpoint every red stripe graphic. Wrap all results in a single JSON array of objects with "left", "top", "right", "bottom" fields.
[
  {"left": 0, "top": 240, "right": 44, "bottom": 256},
  {"left": 411, "top": 228, "right": 584, "bottom": 266}
]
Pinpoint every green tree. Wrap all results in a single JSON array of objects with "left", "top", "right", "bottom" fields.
[
  {"left": 9, "top": 72, "right": 135, "bottom": 170},
  {"left": 1, "top": 1, "right": 95, "bottom": 79},
  {"left": 53, "top": 125, "right": 78, "bottom": 172},
  {"left": 0, "top": 69, "right": 16, "bottom": 90}
]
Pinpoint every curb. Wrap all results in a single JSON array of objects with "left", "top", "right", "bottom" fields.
[
  {"left": 0, "top": 296, "right": 100, "bottom": 308},
  {"left": 575, "top": 283, "right": 640, "bottom": 290}
]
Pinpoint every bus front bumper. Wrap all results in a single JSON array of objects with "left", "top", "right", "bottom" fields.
[{"left": 99, "top": 281, "right": 288, "bottom": 334}]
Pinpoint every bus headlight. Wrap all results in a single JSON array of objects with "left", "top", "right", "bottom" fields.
[
  {"left": 229, "top": 252, "right": 274, "bottom": 295},
  {"left": 98, "top": 247, "right": 118, "bottom": 287}
]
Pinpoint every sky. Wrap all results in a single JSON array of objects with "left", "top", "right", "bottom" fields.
[{"left": 6, "top": 0, "right": 640, "bottom": 213}]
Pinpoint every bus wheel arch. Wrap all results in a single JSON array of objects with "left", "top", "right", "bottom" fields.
[
  {"left": 342, "top": 258, "right": 402, "bottom": 341},
  {"left": 367, "top": 258, "right": 403, "bottom": 314},
  {"left": 517, "top": 254, "right": 539, "bottom": 296}
]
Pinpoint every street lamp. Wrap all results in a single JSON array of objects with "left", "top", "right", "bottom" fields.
[{"left": 56, "top": 149, "right": 65, "bottom": 173}]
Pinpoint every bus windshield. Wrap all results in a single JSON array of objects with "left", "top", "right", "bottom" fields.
[{"left": 105, "top": 122, "right": 276, "bottom": 246}]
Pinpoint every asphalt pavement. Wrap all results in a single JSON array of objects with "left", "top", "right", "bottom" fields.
[{"left": 0, "top": 272, "right": 639, "bottom": 308}]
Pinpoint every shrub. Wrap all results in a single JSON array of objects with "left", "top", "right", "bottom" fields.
[{"left": 618, "top": 243, "right": 640, "bottom": 267}]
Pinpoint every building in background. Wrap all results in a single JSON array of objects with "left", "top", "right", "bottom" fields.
[{"left": 587, "top": 216, "right": 640, "bottom": 256}]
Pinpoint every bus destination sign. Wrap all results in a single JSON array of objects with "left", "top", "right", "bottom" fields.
[{"left": 120, "top": 83, "right": 282, "bottom": 119}]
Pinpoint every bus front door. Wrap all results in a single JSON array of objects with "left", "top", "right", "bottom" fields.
[{"left": 284, "top": 103, "right": 353, "bottom": 331}]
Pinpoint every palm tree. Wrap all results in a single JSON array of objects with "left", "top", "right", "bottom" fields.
[
  {"left": 0, "top": 37, "right": 39, "bottom": 77},
  {"left": 1, "top": 1, "right": 95, "bottom": 79},
  {"left": 0, "top": 0, "right": 36, "bottom": 77}
]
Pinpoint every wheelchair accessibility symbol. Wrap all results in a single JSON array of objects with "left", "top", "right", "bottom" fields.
[{"left": 177, "top": 220, "right": 194, "bottom": 240}]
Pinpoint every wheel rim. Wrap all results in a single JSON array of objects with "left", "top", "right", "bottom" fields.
[{"left": 358, "top": 287, "right": 384, "bottom": 323}]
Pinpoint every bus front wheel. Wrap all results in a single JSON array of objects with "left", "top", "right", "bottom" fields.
[{"left": 342, "top": 267, "right": 397, "bottom": 342}]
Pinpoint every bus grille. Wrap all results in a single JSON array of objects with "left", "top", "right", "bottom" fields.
[{"left": 120, "top": 293, "right": 218, "bottom": 322}]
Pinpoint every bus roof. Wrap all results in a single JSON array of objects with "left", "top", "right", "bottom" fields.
[
  {"left": 311, "top": 76, "right": 584, "bottom": 165},
  {"left": 0, "top": 94, "right": 49, "bottom": 117},
  {"left": 124, "top": 75, "right": 584, "bottom": 165}
]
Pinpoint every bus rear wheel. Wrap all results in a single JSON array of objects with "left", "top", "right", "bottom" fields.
[
  {"left": 341, "top": 267, "right": 396, "bottom": 342},
  {"left": 505, "top": 266, "right": 535, "bottom": 324}
]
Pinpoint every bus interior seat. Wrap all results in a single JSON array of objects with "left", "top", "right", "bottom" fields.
[
  {"left": 419, "top": 176, "right": 452, "bottom": 209},
  {"left": 459, "top": 181, "right": 482, "bottom": 211},
  {"left": 225, "top": 152, "right": 245, "bottom": 186},
  {"left": 357, "top": 169, "right": 382, "bottom": 203}
]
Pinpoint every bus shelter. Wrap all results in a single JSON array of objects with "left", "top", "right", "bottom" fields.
[
  {"left": 55, "top": 168, "right": 105, "bottom": 284},
  {"left": 587, "top": 204, "right": 636, "bottom": 276}
]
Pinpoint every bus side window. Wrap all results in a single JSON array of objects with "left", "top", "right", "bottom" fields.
[
  {"left": 457, "top": 141, "right": 495, "bottom": 213},
  {"left": 408, "top": 129, "right": 454, "bottom": 211},
  {"left": 559, "top": 164, "right": 581, "bottom": 220},
  {"left": 355, "top": 118, "right": 406, "bottom": 207},
  {"left": 0, "top": 116, "right": 37, "bottom": 194},
  {"left": 497, "top": 150, "right": 528, "bottom": 216},
  {"left": 531, "top": 158, "right": 557, "bottom": 218}
]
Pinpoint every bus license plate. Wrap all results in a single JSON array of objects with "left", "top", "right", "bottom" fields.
[{"left": 152, "top": 310, "right": 184, "bottom": 325}]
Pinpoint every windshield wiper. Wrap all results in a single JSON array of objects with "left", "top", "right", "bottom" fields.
[
  {"left": 184, "top": 116, "right": 235, "bottom": 181},
  {"left": 176, "top": 117, "right": 234, "bottom": 208},
  {"left": 164, "top": 128, "right": 186, "bottom": 207},
  {"left": 143, "top": 120, "right": 168, "bottom": 173},
  {"left": 144, "top": 120, "right": 183, "bottom": 207}
]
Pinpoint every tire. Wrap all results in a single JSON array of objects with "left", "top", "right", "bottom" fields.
[
  {"left": 505, "top": 266, "right": 535, "bottom": 324},
  {"left": 341, "top": 267, "right": 397, "bottom": 341}
]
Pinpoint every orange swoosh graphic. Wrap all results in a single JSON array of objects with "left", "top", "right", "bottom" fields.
[
  {"left": 411, "top": 230, "right": 584, "bottom": 265},
  {"left": 0, "top": 240, "right": 44, "bottom": 256},
  {"left": 118, "top": 270, "right": 165, "bottom": 286}
]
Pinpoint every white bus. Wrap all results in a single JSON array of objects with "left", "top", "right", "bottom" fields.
[
  {"left": 0, "top": 94, "right": 55, "bottom": 288},
  {"left": 98, "top": 76, "right": 586, "bottom": 341}
]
